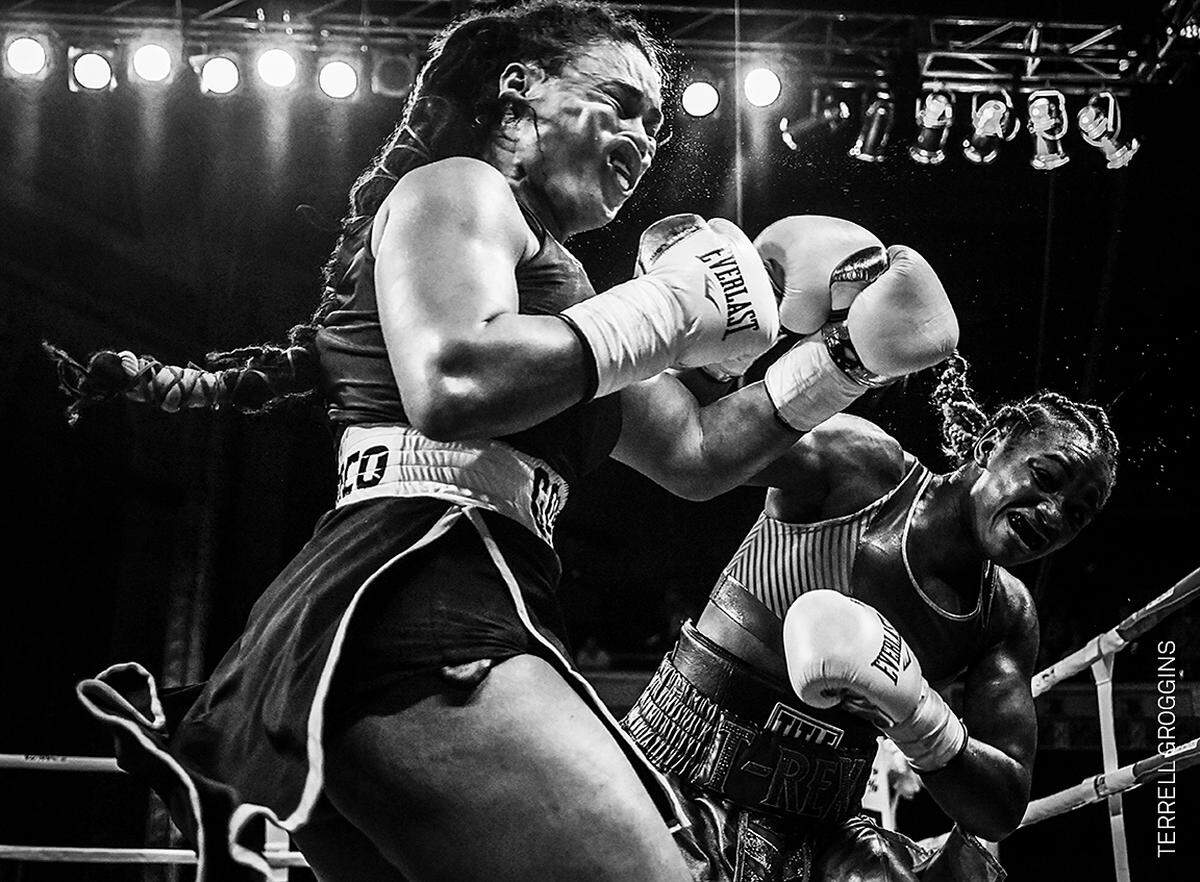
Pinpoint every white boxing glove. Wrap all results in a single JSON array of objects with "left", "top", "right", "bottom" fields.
[
  {"left": 561, "top": 214, "right": 778, "bottom": 398},
  {"left": 755, "top": 216, "right": 888, "bottom": 335},
  {"left": 783, "top": 590, "right": 967, "bottom": 772},
  {"left": 762, "top": 241, "right": 958, "bottom": 431}
]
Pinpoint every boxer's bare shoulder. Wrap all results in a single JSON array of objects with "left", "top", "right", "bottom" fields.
[
  {"left": 759, "top": 413, "right": 908, "bottom": 523},
  {"left": 985, "top": 565, "right": 1039, "bottom": 650}
]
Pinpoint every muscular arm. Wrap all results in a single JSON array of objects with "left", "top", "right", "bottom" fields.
[
  {"left": 373, "top": 158, "right": 590, "bottom": 440},
  {"left": 615, "top": 372, "right": 904, "bottom": 506},
  {"left": 612, "top": 373, "right": 803, "bottom": 501},
  {"left": 919, "top": 573, "right": 1039, "bottom": 841}
]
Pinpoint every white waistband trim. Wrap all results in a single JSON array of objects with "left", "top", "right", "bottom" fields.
[{"left": 335, "top": 424, "right": 568, "bottom": 547}]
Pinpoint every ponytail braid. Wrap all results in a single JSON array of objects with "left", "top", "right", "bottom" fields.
[
  {"left": 932, "top": 352, "right": 988, "bottom": 464},
  {"left": 47, "top": 1, "right": 664, "bottom": 424},
  {"left": 43, "top": 338, "right": 320, "bottom": 426}
]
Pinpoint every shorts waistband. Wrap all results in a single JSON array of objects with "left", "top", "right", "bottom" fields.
[
  {"left": 623, "top": 624, "right": 876, "bottom": 823},
  {"left": 335, "top": 424, "right": 568, "bottom": 547}
]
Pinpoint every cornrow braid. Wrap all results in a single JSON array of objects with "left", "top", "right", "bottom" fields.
[{"left": 932, "top": 352, "right": 1120, "bottom": 504}]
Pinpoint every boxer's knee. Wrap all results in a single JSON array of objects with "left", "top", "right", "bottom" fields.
[{"left": 815, "top": 816, "right": 920, "bottom": 882}]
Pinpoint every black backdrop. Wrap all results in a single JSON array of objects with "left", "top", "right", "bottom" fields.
[{"left": 1, "top": 2, "right": 1198, "bottom": 880}]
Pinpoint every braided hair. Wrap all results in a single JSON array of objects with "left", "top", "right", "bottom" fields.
[
  {"left": 932, "top": 352, "right": 1120, "bottom": 504},
  {"left": 47, "top": 1, "right": 663, "bottom": 424}
]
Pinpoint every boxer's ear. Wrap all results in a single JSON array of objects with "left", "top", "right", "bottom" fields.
[
  {"left": 497, "top": 62, "right": 544, "bottom": 107},
  {"left": 973, "top": 428, "right": 1001, "bottom": 468}
]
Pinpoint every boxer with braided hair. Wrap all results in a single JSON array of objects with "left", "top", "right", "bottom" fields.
[
  {"left": 67, "top": 2, "right": 960, "bottom": 880},
  {"left": 625, "top": 342, "right": 1116, "bottom": 882}
]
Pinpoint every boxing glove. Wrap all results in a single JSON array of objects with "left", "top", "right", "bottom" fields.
[
  {"left": 755, "top": 216, "right": 888, "bottom": 335},
  {"left": 561, "top": 214, "right": 778, "bottom": 398},
  {"left": 783, "top": 590, "right": 967, "bottom": 772},
  {"left": 763, "top": 243, "right": 957, "bottom": 431}
]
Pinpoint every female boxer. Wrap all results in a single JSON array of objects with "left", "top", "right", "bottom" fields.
[
  {"left": 57, "top": 3, "right": 956, "bottom": 880},
  {"left": 626, "top": 338, "right": 1118, "bottom": 881}
]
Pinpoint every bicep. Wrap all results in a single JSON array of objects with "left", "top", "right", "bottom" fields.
[
  {"left": 962, "top": 593, "right": 1039, "bottom": 770},
  {"left": 373, "top": 162, "right": 529, "bottom": 390}
]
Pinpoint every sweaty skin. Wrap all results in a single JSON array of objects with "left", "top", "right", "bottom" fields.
[
  {"left": 372, "top": 39, "right": 805, "bottom": 497},
  {"left": 707, "top": 413, "right": 1113, "bottom": 841}
]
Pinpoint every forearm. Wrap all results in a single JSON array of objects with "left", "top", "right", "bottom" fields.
[
  {"left": 672, "top": 380, "right": 802, "bottom": 499},
  {"left": 920, "top": 738, "right": 1031, "bottom": 841},
  {"left": 396, "top": 313, "right": 591, "bottom": 440}
]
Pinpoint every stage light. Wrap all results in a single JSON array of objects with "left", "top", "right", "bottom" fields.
[
  {"left": 1077, "top": 91, "right": 1139, "bottom": 169},
  {"left": 69, "top": 49, "right": 115, "bottom": 92},
  {"left": 849, "top": 92, "right": 894, "bottom": 163},
  {"left": 1027, "top": 89, "right": 1070, "bottom": 170},
  {"left": 963, "top": 91, "right": 1018, "bottom": 164},
  {"left": 199, "top": 55, "right": 240, "bottom": 95},
  {"left": 371, "top": 52, "right": 416, "bottom": 98},
  {"left": 909, "top": 90, "right": 954, "bottom": 165},
  {"left": 318, "top": 59, "right": 358, "bottom": 99},
  {"left": 4, "top": 36, "right": 48, "bottom": 78},
  {"left": 257, "top": 48, "right": 297, "bottom": 88},
  {"left": 744, "top": 67, "right": 781, "bottom": 108},
  {"left": 682, "top": 80, "right": 719, "bottom": 117},
  {"left": 131, "top": 43, "right": 172, "bottom": 83},
  {"left": 780, "top": 92, "right": 849, "bottom": 150}
]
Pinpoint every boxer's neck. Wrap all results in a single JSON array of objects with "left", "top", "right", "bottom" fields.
[{"left": 907, "top": 471, "right": 988, "bottom": 597}]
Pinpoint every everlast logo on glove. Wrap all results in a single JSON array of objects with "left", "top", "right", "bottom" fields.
[
  {"left": 870, "top": 611, "right": 908, "bottom": 687},
  {"left": 696, "top": 247, "right": 761, "bottom": 340}
]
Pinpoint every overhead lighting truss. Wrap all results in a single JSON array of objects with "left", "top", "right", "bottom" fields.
[{"left": 0, "top": 1, "right": 1193, "bottom": 93}]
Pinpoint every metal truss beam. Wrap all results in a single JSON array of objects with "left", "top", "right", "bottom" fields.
[{"left": 0, "top": 1, "right": 1191, "bottom": 90}]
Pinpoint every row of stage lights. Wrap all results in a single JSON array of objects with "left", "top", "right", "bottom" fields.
[
  {"left": 683, "top": 70, "right": 1140, "bottom": 170},
  {"left": 5, "top": 30, "right": 1139, "bottom": 170},
  {"left": 2, "top": 32, "right": 416, "bottom": 99}
]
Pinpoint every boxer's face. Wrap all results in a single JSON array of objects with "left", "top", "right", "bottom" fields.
[
  {"left": 969, "top": 425, "right": 1111, "bottom": 566},
  {"left": 501, "top": 40, "right": 663, "bottom": 236}
]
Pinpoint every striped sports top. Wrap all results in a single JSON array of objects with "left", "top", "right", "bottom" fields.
[{"left": 717, "top": 459, "right": 998, "bottom": 687}]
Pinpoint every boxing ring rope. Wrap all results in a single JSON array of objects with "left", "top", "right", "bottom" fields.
[
  {"left": 1019, "top": 737, "right": 1200, "bottom": 828},
  {"left": 2, "top": 566, "right": 1198, "bottom": 878},
  {"left": 1020, "top": 563, "right": 1200, "bottom": 882}
]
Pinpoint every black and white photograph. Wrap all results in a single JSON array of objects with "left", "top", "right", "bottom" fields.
[{"left": 1, "top": 1, "right": 1197, "bottom": 880}]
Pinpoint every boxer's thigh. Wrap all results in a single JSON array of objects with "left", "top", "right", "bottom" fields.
[
  {"left": 322, "top": 653, "right": 693, "bottom": 882},
  {"left": 814, "top": 815, "right": 921, "bottom": 882},
  {"left": 292, "top": 802, "right": 409, "bottom": 882}
]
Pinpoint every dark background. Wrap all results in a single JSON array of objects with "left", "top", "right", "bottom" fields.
[{"left": 1, "top": 1, "right": 1197, "bottom": 879}]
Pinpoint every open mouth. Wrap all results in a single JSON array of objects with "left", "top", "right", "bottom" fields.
[
  {"left": 1006, "top": 510, "right": 1050, "bottom": 553},
  {"left": 606, "top": 141, "right": 643, "bottom": 194}
]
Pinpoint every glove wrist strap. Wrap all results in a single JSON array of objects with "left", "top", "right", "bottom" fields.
[
  {"left": 764, "top": 338, "right": 865, "bottom": 431},
  {"left": 886, "top": 682, "right": 968, "bottom": 772},
  {"left": 821, "top": 321, "right": 894, "bottom": 389}
]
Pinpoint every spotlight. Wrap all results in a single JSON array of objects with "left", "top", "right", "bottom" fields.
[
  {"left": 780, "top": 92, "right": 850, "bottom": 150},
  {"left": 197, "top": 54, "right": 240, "bottom": 95},
  {"left": 257, "top": 48, "right": 297, "bottom": 88},
  {"left": 963, "top": 92, "right": 1018, "bottom": 164},
  {"left": 4, "top": 35, "right": 49, "bottom": 79},
  {"left": 371, "top": 52, "right": 416, "bottom": 98},
  {"left": 69, "top": 48, "right": 115, "bottom": 92},
  {"left": 681, "top": 80, "right": 720, "bottom": 118},
  {"left": 130, "top": 42, "right": 173, "bottom": 84},
  {"left": 318, "top": 59, "right": 359, "bottom": 99},
  {"left": 1077, "top": 91, "right": 1139, "bottom": 169},
  {"left": 849, "top": 92, "right": 894, "bottom": 163},
  {"left": 1027, "top": 89, "right": 1070, "bottom": 170},
  {"left": 909, "top": 90, "right": 954, "bottom": 164},
  {"left": 744, "top": 67, "right": 781, "bottom": 108}
]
